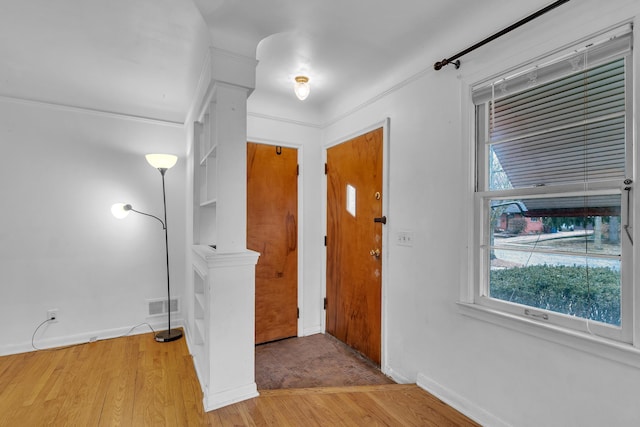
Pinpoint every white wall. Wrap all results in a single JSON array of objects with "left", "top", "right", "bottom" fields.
[
  {"left": 320, "top": 1, "right": 640, "bottom": 425},
  {"left": 0, "top": 99, "right": 187, "bottom": 354}
]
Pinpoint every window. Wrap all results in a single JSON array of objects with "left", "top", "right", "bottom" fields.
[{"left": 473, "top": 27, "right": 633, "bottom": 342}]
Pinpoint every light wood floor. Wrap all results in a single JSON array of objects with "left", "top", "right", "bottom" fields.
[{"left": 0, "top": 332, "right": 480, "bottom": 426}]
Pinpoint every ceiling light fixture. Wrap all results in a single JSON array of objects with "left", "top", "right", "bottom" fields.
[{"left": 294, "top": 76, "right": 310, "bottom": 101}]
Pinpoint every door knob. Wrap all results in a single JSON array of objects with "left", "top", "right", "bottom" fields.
[{"left": 370, "top": 248, "right": 381, "bottom": 257}]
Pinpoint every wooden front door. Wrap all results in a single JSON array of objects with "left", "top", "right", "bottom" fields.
[
  {"left": 247, "top": 142, "right": 298, "bottom": 344},
  {"left": 326, "top": 127, "right": 383, "bottom": 365}
]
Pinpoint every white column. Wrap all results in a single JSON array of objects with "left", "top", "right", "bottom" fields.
[
  {"left": 189, "top": 47, "right": 260, "bottom": 411},
  {"left": 213, "top": 82, "right": 250, "bottom": 253}
]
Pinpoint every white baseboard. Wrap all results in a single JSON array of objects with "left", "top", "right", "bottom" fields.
[
  {"left": 384, "top": 366, "right": 412, "bottom": 384},
  {"left": 417, "top": 372, "right": 511, "bottom": 427},
  {"left": 1, "top": 319, "right": 184, "bottom": 357},
  {"left": 203, "top": 383, "right": 259, "bottom": 412},
  {"left": 302, "top": 325, "right": 323, "bottom": 336}
]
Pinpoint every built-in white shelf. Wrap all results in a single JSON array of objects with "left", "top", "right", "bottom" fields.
[
  {"left": 200, "top": 199, "right": 217, "bottom": 208},
  {"left": 192, "top": 268, "right": 206, "bottom": 346},
  {"left": 200, "top": 145, "right": 217, "bottom": 166},
  {"left": 194, "top": 102, "right": 218, "bottom": 247}
]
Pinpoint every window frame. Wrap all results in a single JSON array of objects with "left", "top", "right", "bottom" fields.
[{"left": 470, "top": 29, "right": 635, "bottom": 345}]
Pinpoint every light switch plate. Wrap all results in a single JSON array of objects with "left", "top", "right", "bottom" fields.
[{"left": 397, "top": 231, "right": 414, "bottom": 246}]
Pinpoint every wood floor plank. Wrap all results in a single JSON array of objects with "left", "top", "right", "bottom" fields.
[
  {"left": 259, "top": 383, "right": 416, "bottom": 396},
  {"left": 55, "top": 347, "right": 103, "bottom": 426},
  {"left": 368, "top": 387, "right": 450, "bottom": 426},
  {"left": 343, "top": 391, "right": 401, "bottom": 425},
  {"left": 251, "top": 396, "right": 293, "bottom": 426},
  {"left": 317, "top": 392, "right": 375, "bottom": 426},
  {"left": 0, "top": 331, "right": 480, "bottom": 426}
]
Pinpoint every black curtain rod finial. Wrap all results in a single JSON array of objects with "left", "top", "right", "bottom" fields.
[{"left": 434, "top": 59, "right": 461, "bottom": 71}]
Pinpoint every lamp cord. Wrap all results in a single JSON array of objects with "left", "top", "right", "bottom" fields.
[{"left": 31, "top": 321, "right": 156, "bottom": 351}]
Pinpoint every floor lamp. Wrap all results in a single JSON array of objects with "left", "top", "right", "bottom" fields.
[{"left": 111, "top": 153, "right": 183, "bottom": 342}]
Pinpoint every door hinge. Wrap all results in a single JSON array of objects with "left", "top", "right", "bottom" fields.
[
  {"left": 324, "top": 235, "right": 327, "bottom": 246},
  {"left": 297, "top": 307, "right": 300, "bottom": 319},
  {"left": 324, "top": 163, "right": 328, "bottom": 175},
  {"left": 297, "top": 164, "right": 299, "bottom": 176},
  {"left": 324, "top": 298, "right": 327, "bottom": 310}
]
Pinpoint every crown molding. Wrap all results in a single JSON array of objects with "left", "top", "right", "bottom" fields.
[
  {"left": 0, "top": 94, "right": 184, "bottom": 128},
  {"left": 247, "top": 111, "right": 323, "bottom": 129}
]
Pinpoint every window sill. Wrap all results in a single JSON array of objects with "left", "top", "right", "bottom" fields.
[{"left": 457, "top": 302, "right": 640, "bottom": 369}]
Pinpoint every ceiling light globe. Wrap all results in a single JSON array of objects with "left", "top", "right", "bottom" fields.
[
  {"left": 145, "top": 154, "right": 178, "bottom": 170},
  {"left": 294, "top": 76, "right": 310, "bottom": 101}
]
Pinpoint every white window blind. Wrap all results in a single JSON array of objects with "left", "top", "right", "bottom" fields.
[
  {"left": 472, "top": 26, "right": 632, "bottom": 105},
  {"left": 489, "top": 59, "right": 626, "bottom": 189},
  {"left": 474, "top": 28, "right": 631, "bottom": 191}
]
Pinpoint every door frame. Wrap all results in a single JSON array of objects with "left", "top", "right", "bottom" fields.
[
  {"left": 247, "top": 137, "right": 304, "bottom": 338},
  {"left": 322, "top": 117, "right": 390, "bottom": 373}
]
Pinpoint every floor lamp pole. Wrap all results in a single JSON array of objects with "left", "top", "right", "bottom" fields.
[{"left": 155, "top": 167, "right": 183, "bottom": 342}]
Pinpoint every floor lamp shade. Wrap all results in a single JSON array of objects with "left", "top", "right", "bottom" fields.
[
  {"left": 110, "top": 203, "right": 132, "bottom": 219},
  {"left": 145, "top": 154, "right": 177, "bottom": 170}
]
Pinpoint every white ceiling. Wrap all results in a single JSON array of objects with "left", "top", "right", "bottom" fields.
[
  {"left": 0, "top": 0, "right": 210, "bottom": 124},
  {"left": 195, "top": 0, "right": 555, "bottom": 119},
  {"left": 0, "top": 0, "right": 557, "bottom": 124}
]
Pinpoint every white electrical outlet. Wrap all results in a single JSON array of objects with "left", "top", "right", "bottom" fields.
[{"left": 46, "top": 309, "right": 59, "bottom": 322}]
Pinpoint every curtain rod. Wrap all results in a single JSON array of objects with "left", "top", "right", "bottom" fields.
[{"left": 433, "top": 0, "right": 570, "bottom": 71}]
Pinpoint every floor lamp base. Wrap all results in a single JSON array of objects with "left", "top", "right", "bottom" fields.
[{"left": 155, "top": 329, "right": 183, "bottom": 342}]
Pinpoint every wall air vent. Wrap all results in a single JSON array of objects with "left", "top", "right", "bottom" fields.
[
  {"left": 149, "top": 300, "right": 164, "bottom": 316},
  {"left": 147, "top": 297, "right": 180, "bottom": 317}
]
